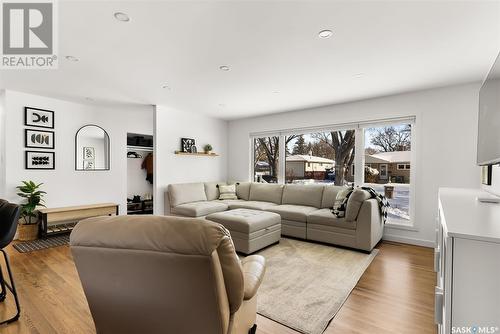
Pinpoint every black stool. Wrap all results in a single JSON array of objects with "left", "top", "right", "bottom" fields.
[{"left": 0, "top": 199, "right": 21, "bottom": 324}]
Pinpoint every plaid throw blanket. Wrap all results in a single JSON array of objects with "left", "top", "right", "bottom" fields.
[{"left": 361, "top": 187, "right": 390, "bottom": 223}]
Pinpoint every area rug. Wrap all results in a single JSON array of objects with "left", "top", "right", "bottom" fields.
[
  {"left": 13, "top": 234, "right": 70, "bottom": 253},
  {"left": 254, "top": 238, "right": 378, "bottom": 334}
]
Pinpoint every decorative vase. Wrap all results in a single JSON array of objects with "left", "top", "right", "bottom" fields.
[{"left": 17, "top": 221, "right": 39, "bottom": 241}]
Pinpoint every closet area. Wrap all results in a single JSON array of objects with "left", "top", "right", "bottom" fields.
[{"left": 127, "top": 133, "right": 154, "bottom": 215}]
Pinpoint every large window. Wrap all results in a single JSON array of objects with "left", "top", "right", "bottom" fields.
[
  {"left": 251, "top": 118, "right": 415, "bottom": 226},
  {"left": 285, "top": 130, "right": 355, "bottom": 185},
  {"left": 364, "top": 124, "right": 413, "bottom": 225},
  {"left": 253, "top": 136, "right": 279, "bottom": 183}
]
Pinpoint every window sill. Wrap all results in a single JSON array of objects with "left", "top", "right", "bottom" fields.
[{"left": 385, "top": 221, "right": 418, "bottom": 232}]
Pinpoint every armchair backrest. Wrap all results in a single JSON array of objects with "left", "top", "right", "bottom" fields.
[
  {"left": 70, "top": 215, "right": 244, "bottom": 334},
  {"left": 0, "top": 199, "right": 20, "bottom": 249}
]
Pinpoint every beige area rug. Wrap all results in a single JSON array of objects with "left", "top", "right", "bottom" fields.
[{"left": 253, "top": 238, "right": 378, "bottom": 334}]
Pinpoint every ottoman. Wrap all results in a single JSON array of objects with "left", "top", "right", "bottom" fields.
[{"left": 206, "top": 208, "right": 281, "bottom": 254}]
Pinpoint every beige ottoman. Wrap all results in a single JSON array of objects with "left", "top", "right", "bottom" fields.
[{"left": 206, "top": 209, "right": 281, "bottom": 254}]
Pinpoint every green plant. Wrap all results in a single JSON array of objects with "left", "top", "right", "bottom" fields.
[
  {"left": 204, "top": 144, "right": 213, "bottom": 152},
  {"left": 16, "top": 181, "right": 46, "bottom": 225}
]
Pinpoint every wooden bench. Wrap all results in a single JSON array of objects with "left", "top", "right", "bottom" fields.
[{"left": 39, "top": 203, "right": 119, "bottom": 237}]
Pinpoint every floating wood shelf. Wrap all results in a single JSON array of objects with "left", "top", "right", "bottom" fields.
[{"left": 174, "top": 151, "right": 219, "bottom": 156}]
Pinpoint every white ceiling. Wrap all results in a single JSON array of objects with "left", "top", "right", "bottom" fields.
[{"left": 1, "top": 0, "right": 499, "bottom": 120}]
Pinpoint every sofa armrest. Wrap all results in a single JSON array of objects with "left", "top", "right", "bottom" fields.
[
  {"left": 241, "top": 255, "right": 266, "bottom": 300},
  {"left": 355, "top": 198, "right": 384, "bottom": 251}
]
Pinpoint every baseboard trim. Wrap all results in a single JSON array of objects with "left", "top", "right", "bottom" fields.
[{"left": 383, "top": 234, "right": 436, "bottom": 248}]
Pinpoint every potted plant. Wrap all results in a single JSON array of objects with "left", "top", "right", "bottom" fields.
[
  {"left": 204, "top": 144, "right": 213, "bottom": 154},
  {"left": 16, "top": 181, "right": 46, "bottom": 241}
]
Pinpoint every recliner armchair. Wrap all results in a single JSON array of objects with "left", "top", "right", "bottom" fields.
[{"left": 70, "top": 215, "right": 266, "bottom": 334}]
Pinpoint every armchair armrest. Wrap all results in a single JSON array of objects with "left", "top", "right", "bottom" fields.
[{"left": 241, "top": 255, "right": 266, "bottom": 300}]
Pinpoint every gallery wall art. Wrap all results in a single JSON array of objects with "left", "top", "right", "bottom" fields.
[
  {"left": 24, "top": 107, "right": 56, "bottom": 170},
  {"left": 25, "top": 107, "right": 54, "bottom": 129},
  {"left": 25, "top": 129, "right": 55, "bottom": 149},
  {"left": 26, "top": 151, "right": 55, "bottom": 170}
]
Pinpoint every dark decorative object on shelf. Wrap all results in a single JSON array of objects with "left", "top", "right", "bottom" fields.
[
  {"left": 181, "top": 138, "right": 195, "bottom": 152},
  {"left": 25, "top": 107, "right": 54, "bottom": 129},
  {"left": 481, "top": 165, "right": 493, "bottom": 185},
  {"left": 190, "top": 145, "right": 197, "bottom": 153},
  {"left": 25, "top": 151, "right": 55, "bottom": 170},
  {"left": 25, "top": 129, "right": 55, "bottom": 149}
]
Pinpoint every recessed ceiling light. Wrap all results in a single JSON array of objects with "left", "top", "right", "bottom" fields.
[
  {"left": 65, "top": 55, "right": 79, "bottom": 62},
  {"left": 219, "top": 65, "right": 230, "bottom": 71},
  {"left": 218, "top": 103, "right": 226, "bottom": 107},
  {"left": 114, "top": 12, "right": 130, "bottom": 22},
  {"left": 318, "top": 29, "right": 333, "bottom": 39},
  {"left": 272, "top": 91, "right": 280, "bottom": 94},
  {"left": 354, "top": 73, "right": 365, "bottom": 78},
  {"left": 85, "top": 97, "right": 94, "bottom": 101},
  {"left": 161, "top": 83, "right": 170, "bottom": 90}
]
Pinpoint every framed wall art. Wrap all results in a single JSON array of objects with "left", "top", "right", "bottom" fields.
[
  {"left": 25, "top": 151, "right": 55, "bottom": 170},
  {"left": 181, "top": 138, "right": 195, "bottom": 153},
  {"left": 25, "top": 129, "right": 55, "bottom": 149},
  {"left": 25, "top": 107, "right": 54, "bottom": 129}
]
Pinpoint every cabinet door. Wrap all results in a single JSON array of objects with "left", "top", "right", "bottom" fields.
[{"left": 453, "top": 238, "right": 500, "bottom": 327}]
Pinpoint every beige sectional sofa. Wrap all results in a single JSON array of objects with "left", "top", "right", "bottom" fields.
[{"left": 165, "top": 182, "right": 384, "bottom": 252}]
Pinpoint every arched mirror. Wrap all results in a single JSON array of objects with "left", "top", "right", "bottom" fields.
[{"left": 75, "top": 125, "right": 110, "bottom": 170}]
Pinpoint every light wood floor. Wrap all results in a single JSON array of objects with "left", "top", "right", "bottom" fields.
[{"left": 0, "top": 241, "right": 436, "bottom": 334}]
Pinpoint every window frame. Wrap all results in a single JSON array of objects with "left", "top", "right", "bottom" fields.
[{"left": 249, "top": 116, "right": 417, "bottom": 228}]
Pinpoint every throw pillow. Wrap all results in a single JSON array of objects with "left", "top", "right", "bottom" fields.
[
  {"left": 332, "top": 186, "right": 354, "bottom": 218},
  {"left": 218, "top": 184, "right": 238, "bottom": 200}
]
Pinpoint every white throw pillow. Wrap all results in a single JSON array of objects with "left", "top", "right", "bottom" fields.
[{"left": 218, "top": 184, "right": 238, "bottom": 200}]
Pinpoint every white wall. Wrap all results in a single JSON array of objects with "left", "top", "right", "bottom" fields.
[
  {"left": 228, "top": 83, "right": 482, "bottom": 246},
  {"left": 154, "top": 106, "right": 228, "bottom": 214},
  {"left": 2, "top": 90, "right": 153, "bottom": 214}
]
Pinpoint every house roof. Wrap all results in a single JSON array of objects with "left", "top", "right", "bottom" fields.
[
  {"left": 286, "top": 155, "right": 334, "bottom": 164},
  {"left": 369, "top": 151, "right": 411, "bottom": 163}
]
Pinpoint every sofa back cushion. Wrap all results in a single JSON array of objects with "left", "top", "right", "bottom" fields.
[
  {"left": 321, "top": 185, "right": 345, "bottom": 208},
  {"left": 234, "top": 182, "right": 251, "bottom": 200},
  {"left": 282, "top": 184, "right": 324, "bottom": 208},
  {"left": 346, "top": 188, "right": 371, "bottom": 221},
  {"left": 249, "top": 183, "right": 284, "bottom": 204},
  {"left": 168, "top": 183, "right": 207, "bottom": 207},
  {"left": 204, "top": 182, "right": 226, "bottom": 201}
]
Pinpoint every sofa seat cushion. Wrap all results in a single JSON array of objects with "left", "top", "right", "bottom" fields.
[
  {"left": 267, "top": 205, "right": 317, "bottom": 223},
  {"left": 171, "top": 201, "right": 228, "bottom": 217},
  {"left": 227, "top": 201, "right": 278, "bottom": 211},
  {"left": 307, "top": 208, "right": 357, "bottom": 230}
]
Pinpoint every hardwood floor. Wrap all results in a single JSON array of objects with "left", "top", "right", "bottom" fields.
[{"left": 0, "top": 241, "right": 436, "bottom": 334}]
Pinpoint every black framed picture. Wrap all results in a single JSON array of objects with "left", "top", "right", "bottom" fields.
[
  {"left": 26, "top": 151, "right": 55, "bottom": 170},
  {"left": 25, "top": 129, "right": 55, "bottom": 149},
  {"left": 181, "top": 138, "right": 195, "bottom": 153},
  {"left": 25, "top": 107, "right": 54, "bottom": 129}
]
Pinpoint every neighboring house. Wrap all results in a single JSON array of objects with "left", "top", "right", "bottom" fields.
[
  {"left": 286, "top": 154, "right": 334, "bottom": 180},
  {"left": 362, "top": 151, "right": 411, "bottom": 183}
]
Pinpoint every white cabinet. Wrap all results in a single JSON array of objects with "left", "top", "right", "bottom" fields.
[{"left": 436, "top": 188, "right": 500, "bottom": 334}]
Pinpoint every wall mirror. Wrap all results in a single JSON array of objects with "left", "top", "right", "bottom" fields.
[{"left": 75, "top": 125, "right": 110, "bottom": 170}]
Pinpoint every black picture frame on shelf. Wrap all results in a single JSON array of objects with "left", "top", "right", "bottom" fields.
[
  {"left": 25, "top": 107, "right": 55, "bottom": 129},
  {"left": 181, "top": 138, "right": 195, "bottom": 153},
  {"left": 25, "top": 129, "right": 55, "bottom": 149},
  {"left": 25, "top": 151, "right": 55, "bottom": 170}
]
